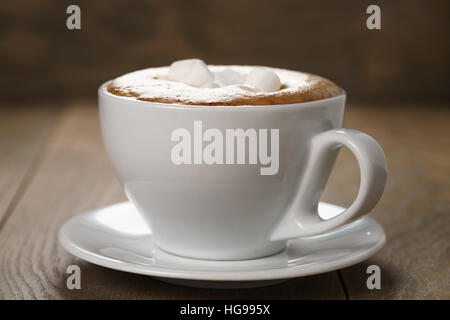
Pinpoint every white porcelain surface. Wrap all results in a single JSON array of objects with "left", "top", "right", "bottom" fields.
[
  {"left": 59, "top": 202, "right": 386, "bottom": 285},
  {"left": 99, "top": 85, "right": 387, "bottom": 260}
]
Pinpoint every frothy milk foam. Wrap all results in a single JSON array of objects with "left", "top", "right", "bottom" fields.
[{"left": 107, "top": 59, "right": 341, "bottom": 106}]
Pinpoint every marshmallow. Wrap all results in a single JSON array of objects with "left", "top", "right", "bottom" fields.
[
  {"left": 201, "top": 81, "right": 221, "bottom": 88},
  {"left": 214, "top": 68, "right": 245, "bottom": 86},
  {"left": 245, "top": 68, "right": 281, "bottom": 92},
  {"left": 168, "top": 59, "right": 214, "bottom": 87}
]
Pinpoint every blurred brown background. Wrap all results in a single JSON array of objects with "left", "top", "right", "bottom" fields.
[
  {"left": 0, "top": 1, "right": 449, "bottom": 300},
  {"left": 0, "top": 0, "right": 449, "bottom": 103}
]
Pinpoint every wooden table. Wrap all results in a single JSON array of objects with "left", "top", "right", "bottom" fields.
[{"left": 0, "top": 102, "right": 448, "bottom": 299}]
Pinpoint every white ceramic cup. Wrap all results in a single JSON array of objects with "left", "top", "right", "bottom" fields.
[{"left": 99, "top": 83, "right": 387, "bottom": 260}]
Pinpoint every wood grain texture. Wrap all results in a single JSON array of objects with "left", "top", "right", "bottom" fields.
[
  {"left": 321, "top": 104, "right": 450, "bottom": 299},
  {"left": 0, "top": 106, "right": 59, "bottom": 224},
  {"left": 0, "top": 103, "right": 345, "bottom": 299}
]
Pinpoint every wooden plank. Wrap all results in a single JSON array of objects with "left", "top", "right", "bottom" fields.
[
  {"left": 0, "top": 106, "right": 59, "bottom": 224},
  {"left": 0, "top": 103, "right": 345, "bottom": 299},
  {"left": 322, "top": 104, "right": 450, "bottom": 299}
]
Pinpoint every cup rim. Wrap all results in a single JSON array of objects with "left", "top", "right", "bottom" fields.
[{"left": 99, "top": 81, "right": 346, "bottom": 110}]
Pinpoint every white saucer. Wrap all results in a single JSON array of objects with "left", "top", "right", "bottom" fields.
[{"left": 59, "top": 202, "right": 385, "bottom": 289}]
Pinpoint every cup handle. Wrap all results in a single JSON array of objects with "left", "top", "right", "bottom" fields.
[{"left": 270, "top": 129, "right": 387, "bottom": 241}]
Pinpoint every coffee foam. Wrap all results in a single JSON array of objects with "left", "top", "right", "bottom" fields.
[{"left": 107, "top": 65, "right": 341, "bottom": 106}]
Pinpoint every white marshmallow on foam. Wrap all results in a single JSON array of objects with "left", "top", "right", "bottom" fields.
[
  {"left": 214, "top": 68, "right": 245, "bottom": 86},
  {"left": 245, "top": 68, "right": 281, "bottom": 92},
  {"left": 201, "top": 81, "right": 221, "bottom": 88},
  {"left": 168, "top": 59, "right": 214, "bottom": 87}
]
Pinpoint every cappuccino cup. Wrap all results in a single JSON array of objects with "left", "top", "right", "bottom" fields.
[{"left": 99, "top": 68, "right": 387, "bottom": 261}]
